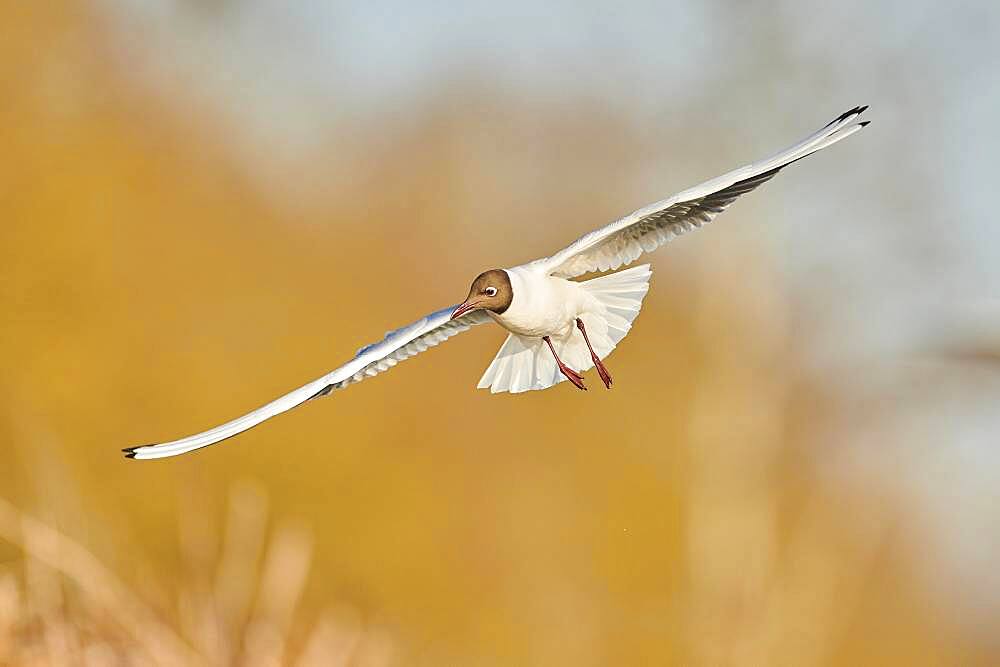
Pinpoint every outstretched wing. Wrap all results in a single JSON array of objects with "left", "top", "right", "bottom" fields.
[
  {"left": 123, "top": 306, "right": 490, "bottom": 460},
  {"left": 537, "top": 106, "right": 870, "bottom": 279}
]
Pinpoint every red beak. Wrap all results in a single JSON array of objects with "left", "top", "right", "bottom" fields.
[{"left": 451, "top": 299, "right": 482, "bottom": 320}]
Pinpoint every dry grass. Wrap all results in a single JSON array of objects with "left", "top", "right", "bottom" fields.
[{"left": 0, "top": 485, "right": 394, "bottom": 666}]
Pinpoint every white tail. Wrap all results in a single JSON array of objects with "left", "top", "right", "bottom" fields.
[{"left": 477, "top": 264, "right": 652, "bottom": 393}]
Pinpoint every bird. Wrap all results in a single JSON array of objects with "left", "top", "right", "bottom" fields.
[{"left": 124, "top": 106, "right": 869, "bottom": 460}]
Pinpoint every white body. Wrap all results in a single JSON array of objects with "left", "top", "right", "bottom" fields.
[
  {"left": 491, "top": 266, "right": 594, "bottom": 338},
  {"left": 477, "top": 264, "right": 652, "bottom": 394}
]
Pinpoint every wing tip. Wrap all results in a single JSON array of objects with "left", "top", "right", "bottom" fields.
[
  {"left": 122, "top": 446, "right": 140, "bottom": 459},
  {"left": 307, "top": 384, "right": 334, "bottom": 400},
  {"left": 827, "top": 105, "right": 869, "bottom": 127}
]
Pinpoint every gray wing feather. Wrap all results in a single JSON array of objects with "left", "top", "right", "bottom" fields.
[
  {"left": 540, "top": 107, "right": 869, "bottom": 279},
  {"left": 123, "top": 306, "right": 489, "bottom": 460}
]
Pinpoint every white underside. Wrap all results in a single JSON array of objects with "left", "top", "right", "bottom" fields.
[{"left": 477, "top": 264, "right": 651, "bottom": 393}]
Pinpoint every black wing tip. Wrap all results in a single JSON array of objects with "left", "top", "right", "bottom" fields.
[
  {"left": 828, "top": 105, "right": 869, "bottom": 127},
  {"left": 858, "top": 120, "right": 871, "bottom": 128},
  {"left": 307, "top": 384, "right": 334, "bottom": 401},
  {"left": 122, "top": 446, "right": 140, "bottom": 459}
]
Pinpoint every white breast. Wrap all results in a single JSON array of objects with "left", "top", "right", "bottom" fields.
[{"left": 490, "top": 266, "right": 592, "bottom": 339}]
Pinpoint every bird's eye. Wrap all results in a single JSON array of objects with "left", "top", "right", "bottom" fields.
[{"left": 485, "top": 286, "right": 498, "bottom": 297}]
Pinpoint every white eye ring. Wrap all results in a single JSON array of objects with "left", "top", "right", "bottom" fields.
[{"left": 485, "top": 286, "right": 497, "bottom": 297}]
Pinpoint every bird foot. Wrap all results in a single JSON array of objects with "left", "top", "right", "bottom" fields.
[
  {"left": 591, "top": 354, "right": 613, "bottom": 389},
  {"left": 558, "top": 363, "right": 588, "bottom": 391},
  {"left": 544, "top": 334, "right": 588, "bottom": 391},
  {"left": 575, "top": 318, "right": 613, "bottom": 389}
]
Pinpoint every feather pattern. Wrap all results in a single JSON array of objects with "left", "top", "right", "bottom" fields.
[
  {"left": 123, "top": 306, "right": 489, "bottom": 459},
  {"left": 477, "top": 264, "right": 652, "bottom": 393},
  {"left": 538, "top": 106, "right": 869, "bottom": 279}
]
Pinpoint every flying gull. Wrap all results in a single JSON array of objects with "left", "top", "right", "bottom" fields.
[{"left": 124, "top": 106, "right": 869, "bottom": 459}]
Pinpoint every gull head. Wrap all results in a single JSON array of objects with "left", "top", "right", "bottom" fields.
[{"left": 451, "top": 269, "right": 513, "bottom": 320}]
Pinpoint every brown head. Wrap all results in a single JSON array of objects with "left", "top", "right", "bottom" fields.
[{"left": 450, "top": 269, "right": 513, "bottom": 320}]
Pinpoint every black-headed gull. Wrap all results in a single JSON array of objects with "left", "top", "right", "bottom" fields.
[{"left": 124, "top": 106, "right": 869, "bottom": 459}]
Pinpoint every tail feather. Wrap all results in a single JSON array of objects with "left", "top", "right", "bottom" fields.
[{"left": 477, "top": 264, "right": 651, "bottom": 393}]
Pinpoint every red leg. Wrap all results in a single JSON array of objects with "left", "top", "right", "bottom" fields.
[
  {"left": 543, "top": 336, "right": 587, "bottom": 391},
  {"left": 576, "top": 318, "right": 613, "bottom": 389}
]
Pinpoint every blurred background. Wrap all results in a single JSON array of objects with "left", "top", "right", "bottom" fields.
[{"left": 2, "top": 0, "right": 1000, "bottom": 664}]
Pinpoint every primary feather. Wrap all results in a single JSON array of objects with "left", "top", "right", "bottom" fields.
[
  {"left": 539, "top": 106, "right": 869, "bottom": 278},
  {"left": 123, "top": 307, "right": 489, "bottom": 459}
]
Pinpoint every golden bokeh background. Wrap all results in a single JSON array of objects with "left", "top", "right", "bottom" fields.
[{"left": 3, "top": 2, "right": 1000, "bottom": 665}]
